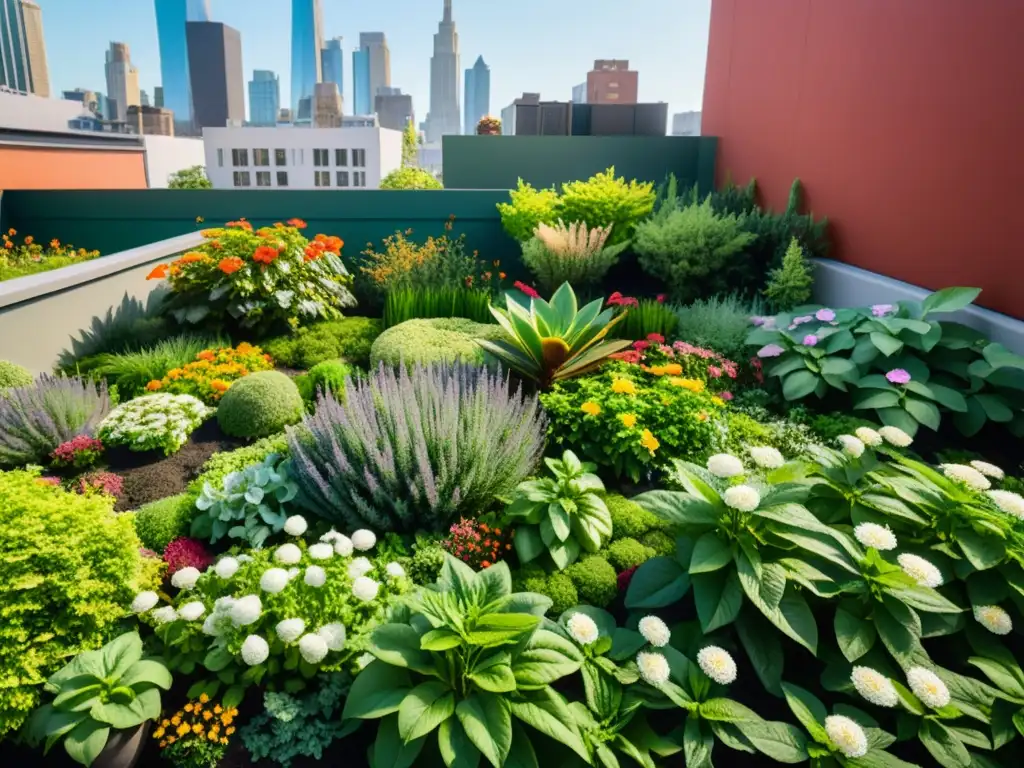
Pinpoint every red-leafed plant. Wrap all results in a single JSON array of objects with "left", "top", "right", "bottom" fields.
[
  {"left": 51, "top": 436, "right": 105, "bottom": 469},
  {"left": 76, "top": 471, "right": 123, "bottom": 499},
  {"left": 163, "top": 537, "right": 214, "bottom": 575},
  {"left": 442, "top": 518, "right": 513, "bottom": 570}
]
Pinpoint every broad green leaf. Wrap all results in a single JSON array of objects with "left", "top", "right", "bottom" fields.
[
  {"left": 904, "top": 397, "right": 941, "bottom": 430},
  {"left": 957, "top": 529, "right": 1006, "bottom": 571},
  {"left": 625, "top": 556, "right": 690, "bottom": 610},
  {"left": 397, "top": 682, "right": 455, "bottom": 743},
  {"left": 835, "top": 607, "right": 877, "bottom": 662},
  {"left": 926, "top": 382, "right": 969, "bottom": 413},
  {"left": 921, "top": 287, "right": 981, "bottom": 317},
  {"left": 421, "top": 628, "right": 464, "bottom": 652},
  {"left": 89, "top": 688, "right": 159, "bottom": 729},
  {"left": 99, "top": 632, "right": 143, "bottom": 680},
  {"left": 513, "top": 526, "right": 545, "bottom": 564},
  {"left": 504, "top": 723, "right": 540, "bottom": 768},
  {"left": 63, "top": 720, "right": 110, "bottom": 767},
  {"left": 736, "top": 608, "right": 784, "bottom": 696},
  {"left": 699, "top": 698, "right": 762, "bottom": 723},
  {"left": 372, "top": 625, "right": 436, "bottom": 673},
  {"left": 878, "top": 406, "right": 919, "bottom": 436},
  {"left": 783, "top": 370, "right": 820, "bottom": 400},
  {"left": 854, "top": 389, "right": 901, "bottom": 409},
  {"left": 120, "top": 660, "right": 172, "bottom": 692},
  {"left": 508, "top": 688, "right": 589, "bottom": 762},
  {"left": 976, "top": 393, "right": 1014, "bottom": 422},
  {"left": 885, "top": 585, "right": 962, "bottom": 614},
  {"left": 781, "top": 683, "right": 829, "bottom": 742},
  {"left": 438, "top": 717, "right": 482, "bottom": 768},
  {"left": 689, "top": 533, "right": 732, "bottom": 574},
  {"left": 469, "top": 652, "right": 517, "bottom": 694},
  {"left": 692, "top": 570, "right": 743, "bottom": 633},
  {"left": 370, "top": 714, "right": 426, "bottom": 768},
  {"left": 468, "top": 614, "right": 540, "bottom": 648},
  {"left": 342, "top": 661, "right": 413, "bottom": 720},
  {"left": 733, "top": 719, "right": 809, "bottom": 763},
  {"left": 511, "top": 629, "right": 583, "bottom": 688},
  {"left": 918, "top": 719, "right": 971, "bottom": 768},
  {"left": 683, "top": 717, "right": 714, "bottom": 768},
  {"left": 456, "top": 693, "right": 512, "bottom": 768},
  {"left": 870, "top": 332, "right": 903, "bottom": 357},
  {"left": 953, "top": 397, "right": 988, "bottom": 437},
  {"left": 632, "top": 490, "right": 719, "bottom": 527},
  {"left": 821, "top": 357, "right": 859, "bottom": 379}
]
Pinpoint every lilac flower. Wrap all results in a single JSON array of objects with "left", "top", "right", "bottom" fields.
[
  {"left": 886, "top": 369, "right": 911, "bottom": 385},
  {"left": 794, "top": 315, "right": 814, "bottom": 325},
  {"left": 803, "top": 335, "right": 818, "bottom": 347},
  {"left": 816, "top": 308, "right": 836, "bottom": 322},
  {"left": 757, "top": 344, "right": 785, "bottom": 358},
  {"left": 872, "top": 304, "right": 896, "bottom": 317},
  {"left": 750, "top": 316, "right": 766, "bottom": 327}
]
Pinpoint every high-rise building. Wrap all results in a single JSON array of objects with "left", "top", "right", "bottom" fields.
[
  {"left": 571, "top": 82, "right": 586, "bottom": 103},
  {"left": 155, "top": 0, "right": 210, "bottom": 133},
  {"left": 313, "top": 82, "right": 343, "bottom": 128},
  {"left": 186, "top": 21, "right": 244, "bottom": 130},
  {"left": 351, "top": 47, "right": 370, "bottom": 115},
  {"left": 321, "top": 37, "right": 344, "bottom": 98},
  {"left": 359, "top": 32, "right": 390, "bottom": 101},
  {"left": 128, "top": 104, "right": 174, "bottom": 136},
  {"left": 672, "top": 111, "right": 702, "bottom": 136},
  {"left": 154, "top": 86, "right": 164, "bottom": 107},
  {"left": 463, "top": 55, "right": 489, "bottom": 135},
  {"left": 0, "top": 0, "right": 30, "bottom": 92},
  {"left": 586, "top": 59, "right": 638, "bottom": 104},
  {"left": 290, "top": 0, "right": 323, "bottom": 123},
  {"left": 277, "top": 107, "right": 292, "bottom": 124},
  {"left": 19, "top": 0, "right": 48, "bottom": 96},
  {"left": 425, "top": 0, "right": 460, "bottom": 143},
  {"left": 140, "top": 89, "right": 150, "bottom": 106},
  {"left": 105, "top": 43, "right": 141, "bottom": 122},
  {"left": 249, "top": 70, "right": 280, "bottom": 126},
  {"left": 374, "top": 89, "right": 413, "bottom": 132}
]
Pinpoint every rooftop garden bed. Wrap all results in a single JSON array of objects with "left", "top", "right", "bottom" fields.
[
  {"left": 2, "top": 169, "right": 1023, "bottom": 768},
  {"left": 0, "top": 228, "right": 100, "bottom": 282}
]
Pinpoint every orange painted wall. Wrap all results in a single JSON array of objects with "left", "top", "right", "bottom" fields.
[
  {"left": 0, "top": 146, "right": 147, "bottom": 190},
  {"left": 702, "top": 0, "right": 1024, "bottom": 317}
]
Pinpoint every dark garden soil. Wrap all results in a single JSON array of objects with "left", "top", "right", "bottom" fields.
[{"left": 108, "top": 419, "right": 243, "bottom": 511}]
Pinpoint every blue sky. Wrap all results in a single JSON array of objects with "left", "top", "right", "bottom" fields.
[{"left": 40, "top": 0, "right": 711, "bottom": 120}]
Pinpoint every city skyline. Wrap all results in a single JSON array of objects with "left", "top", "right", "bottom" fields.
[{"left": 34, "top": 0, "right": 710, "bottom": 127}]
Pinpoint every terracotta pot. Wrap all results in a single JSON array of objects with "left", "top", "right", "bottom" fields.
[{"left": 93, "top": 722, "right": 151, "bottom": 768}]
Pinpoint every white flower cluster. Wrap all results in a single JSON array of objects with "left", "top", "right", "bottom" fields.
[
  {"left": 851, "top": 667, "right": 898, "bottom": 707},
  {"left": 131, "top": 590, "right": 159, "bottom": 614},
  {"left": 179, "top": 601, "right": 206, "bottom": 621},
  {"left": 171, "top": 566, "right": 201, "bottom": 590},
  {"left": 854, "top": 522, "right": 897, "bottom": 551},
  {"left": 98, "top": 393, "right": 211, "bottom": 454},
  {"left": 215, "top": 557, "right": 240, "bottom": 579},
  {"left": 897, "top": 553, "right": 943, "bottom": 588},
  {"left": 970, "top": 460, "right": 1004, "bottom": 480},
  {"left": 987, "top": 490, "right": 1024, "bottom": 520},
  {"left": 878, "top": 426, "right": 913, "bottom": 448},
  {"left": 638, "top": 616, "right": 671, "bottom": 647},
  {"left": 906, "top": 666, "right": 950, "bottom": 709},
  {"left": 241, "top": 635, "right": 270, "bottom": 666},
  {"left": 320, "top": 529, "right": 353, "bottom": 556},
  {"left": 697, "top": 646, "right": 737, "bottom": 685},
  {"left": 707, "top": 454, "right": 745, "bottom": 478},
  {"left": 855, "top": 427, "right": 882, "bottom": 447},
  {"left": 202, "top": 596, "right": 238, "bottom": 636},
  {"left": 283, "top": 515, "right": 308, "bottom": 536},
  {"left": 636, "top": 651, "right": 670, "bottom": 685},
  {"left": 824, "top": 715, "right": 868, "bottom": 758},
  {"left": 837, "top": 435, "right": 865, "bottom": 458},
  {"left": 566, "top": 613, "right": 599, "bottom": 645},
  {"left": 940, "top": 463, "right": 991, "bottom": 491},
  {"left": 723, "top": 485, "right": 760, "bottom": 512},
  {"left": 749, "top": 446, "right": 785, "bottom": 469},
  {"left": 974, "top": 605, "right": 1013, "bottom": 635}
]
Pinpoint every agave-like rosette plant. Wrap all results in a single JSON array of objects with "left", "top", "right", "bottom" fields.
[{"left": 478, "top": 282, "right": 631, "bottom": 388}]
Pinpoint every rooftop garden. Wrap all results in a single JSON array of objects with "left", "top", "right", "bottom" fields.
[
  {"left": 2, "top": 168, "right": 1023, "bottom": 768},
  {"left": 1, "top": 228, "right": 100, "bottom": 282}
]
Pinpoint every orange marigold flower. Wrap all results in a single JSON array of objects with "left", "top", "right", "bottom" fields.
[
  {"left": 225, "top": 726, "right": 235, "bottom": 735},
  {"left": 499, "top": 272, "right": 506, "bottom": 279},
  {"left": 146, "top": 380, "right": 163, "bottom": 391},
  {"left": 263, "top": 353, "right": 272, "bottom": 362},
  {"left": 481, "top": 561, "right": 491, "bottom": 568},
  {"left": 200, "top": 229, "right": 215, "bottom": 237},
  {"left": 6, "top": 228, "right": 14, "bottom": 236},
  {"left": 304, "top": 244, "right": 323, "bottom": 262},
  {"left": 3, "top": 240, "right": 12, "bottom": 249},
  {"left": 218, "top": 256, "right": 244, "bottom": 275},
  {"left": 288, "top": 218, "right": 308, "bottom": 228},
  {"left": 23, "top": 235, "right": 33, "bottom": 245},
  {"left": 146, "top": 263, "right": 170, "bottom": 280},
  {"left": 253, "top": 245, "right": 279, "bottom": 264},
  {"left": 50, "top": 239, "right": 60, "bottom": 249},
  {"left": 210, "top": 379, "right": 230, "bottom": 392},
  {"left": 184, "top": 703, "right": 193, "bottom": 713},
  {"left": 220, "top": 738, "right": 229, "bottom": 745},
  {"left": 177, "top": 252, "right": 209, "bottom": 265},
  {"left": 202, "top": 710, "right": 213, "bottom": 721}
]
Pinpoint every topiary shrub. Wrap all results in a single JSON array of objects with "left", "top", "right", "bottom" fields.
[
  {"left": 408, "top": 540, "right": 446, "bottom": 586},
  {"left": 0, "top": 361, "right": 32, "bottom": 392},
  {"left": 565, "top": 555, "right": 617, "bottom": 607},
  {"left": 640, "top": 529, "right": 676, "bottom": 557},
  {"left": 133, "top": 491, "right": 199, "bottom": 552},
  {"left": 0, "top": 469, "right": 154, "bottom": 736},
  {"left": 606, "top": 493, "right": 664, "bottom": 540},
  {"left": 606, "top": 537, "right": 656, "bottom": 571},
  {"left": 217, "top": 371, "right": 304, "bottom": 439},
  {"left": 261, "top": 317, "right": 382, "bottom": 369},
  {"left": 369, "top": 317, "right": 505, "bottom": 369},
  {"left": 296, "top": 359, "right": 354, "bottom": 403},
  {"left": 513, "top": 565, "right": 579, "bottom": 617}
]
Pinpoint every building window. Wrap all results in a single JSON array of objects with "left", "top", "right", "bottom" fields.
[
  {"left": 256, "top": 171, "right": 271, "bottom": 187},
  {"left": 291, "top": 148, "right": 305, "bottom": 165},
  {"left": 276, "top": 171, "right": 289, "bottom": 187},
  {"left": 605, "top": 92, "right": 620, "bottom": 100},
  {"left": 335, "top": 148, "right": 348, "bottom": 166},
  {"left": 253, "top": 149, "right": 270, "bottom": 166},
  {"left": 314, "top": 171, "right": 331, "bottom": 187},
  {"left": 352, "top": 149, "right": 366, "bottom": 167},
  {"left": 232, "top": 171, "right": 251, "bottom": 187},
  {"left": 275, "top": 149, "right": 286, "bottom": 166},
  {"left": 231, "top": 148, "right": 248, "bottom": 166},
  {"left": 353, "top": 171, "right": 366, "bottom": 188},
  {"left": 216, "top": 148, "right": 224, "bottom": 167},
  {"left": 314, "top": 149, "right": 329, "bottom": 166},
  {"left": 336, "top": 171, "right": 349, "bottom": 187}
]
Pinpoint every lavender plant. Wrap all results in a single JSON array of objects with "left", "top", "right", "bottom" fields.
[
  {"left": 0, "top": 375, "right": 110, "bottom": 466},
  {"left": 287, "top": 362, "right": 546, "bottom": 532}
]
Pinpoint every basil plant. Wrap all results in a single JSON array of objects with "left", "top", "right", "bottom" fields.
[
  {"left": 27, "top": 632, "right": 172, "bottom": 766},
  {"left": 342, "top": 554, "right": 591, "bottom": 767},
  {"left": 505, "top": 450, "right": 612, "bottom": 570}
]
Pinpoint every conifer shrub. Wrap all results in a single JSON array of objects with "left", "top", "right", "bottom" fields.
[{"left": 763, "top": 236, "right": 814, "bottom": 310}]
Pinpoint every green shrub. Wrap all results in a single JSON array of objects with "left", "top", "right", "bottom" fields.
[
  {"left": 605, "top": 493, "right": 664, "bottom": 539},
  {"left": 191, "top": 433, "right": 288, "bottom": 493},
  {"left": 557, "top": 168, "right": 656, "bottom": 246},
  {"left": 383, "top": 287, "right": 492, "bottom": 329},
  {"left": 639, "top": 529, "right": 675, "bottom": 557},
  {"left": 0, "top": 361, "right": 32, "bottom": 391},
  {"left": 565, "top": 554, "right": 617, "bottom": 607},
  {"left": 296, "top": 359, "right": 353, "bottom": 403},
  {"left": 261, "top": 317, "right": 382, "bottom": 369},
  {"left": 612, "top": 299, "right": 679, "bottom": 342},
  {"left": 379, "top": 167, "right": 442, "bottom": 190},
  {"left": 763, "top": 237, "right": 814, "bottom": 310},
  {"left": 513, "top": 566, "right": 579, "bottom": 617},
  {"left": 90, "top": 334, "right": 224, "bottom": 399},
  {"left": 369, "top": 317, "right": 505, "bottom": 369},
  {"left": 634, "top": 197, "right": 757, "bottom": 303},
  {"left": 721, "top": 408, "right": 819, "bottom": 464},
  {"left": 0, "top": 469, "right": 153, "bottom": 737},
  {"left": 802, "top": 411, "right": 877, "bottom": 443},
  {"left": 133, "top": 491, "right": 199, "bottom": 552},
  {"left": 674, "top": 293, "right": 766, "bottom": 360},
  {"left": 521, "top": 222, "right": 629, "bottom": 294},
  {"left": 407, "top": 539, "right": 446, "bottom": 585},
  {"left": 217, "top": 371, "right": 304, "bottom": 438},
  {"left": 496, "top": 180, "right": 560, "bottom": 241},
  {"left": 606, "top": 537, "right": 655, "bottom": 571}
]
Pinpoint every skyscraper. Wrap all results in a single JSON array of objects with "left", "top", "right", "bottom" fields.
[
  {"left": 105, "top": 42, "right": 140, "bottom": 122},
  {"left": 321, "top": 37, "right": 343, "bottom": 98},
  {"left": 425, "top": 1, "right": 460, "bottom": 143},
  {"left": 351, "top": 47, "right": 369, "bottom": 115},
  {"left": 586, "top": 59, "right": 638, "bottom": 104},
  {"left": 155, "top": 0, "right": 210, "bottom": 133},
  {"left": 18, "top": 0, "right": 47, "bottom": 96},
  {"left": 154, "top": 86, "right": 164, "bottom": 107},
  {"left": 313, "top": 82, "right": 342, "bottom": 128},
  {"left": 359, "top": 32, "right": 390, "bottom": 101},
  {"left": 463, "top": 55, "right": 489, "bottom": 135},
  {"left": 187, "top": 21, "right": 244, "bottom": 130},
  {"left": 290, "top": 0, "right": 323, "bottom": 123},
  {"left": 375, "top": 89, "right": 413, "bottom": 132},
  {"left": 248, "top": 70, "right": 280, "bottom": 126},
  {"left": 0, "top": 0, "right": 29, "bottom": 92}
]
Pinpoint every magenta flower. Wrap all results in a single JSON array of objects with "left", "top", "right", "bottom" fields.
[
  {"left": 720, "top": 391, "right": 734, "bottom": 401},
  {"left": 816, "top": 308, "right": 836, "bottom": 322},
  {"left": 872, "top": 304, "right": 896, "bottom": 317},
  {"left": 803, "top": 335, "right": 818, "bottom": 347},
  {"left": 758, "top": 344, "right": 785, "bottom": 358},
  {"left": 708, "top": 365, "right": 722, "bottom": 378},
  {"left": 750, "top": 316, "right": 766, "bottom": 327},
  {"left": 886, "top": 368, "right": 911, "bottom": 385},
  {"left": 794, "top": 315, "right": 814, "bottom": 325}
]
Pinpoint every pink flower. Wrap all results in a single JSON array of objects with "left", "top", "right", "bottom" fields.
[
  {"left": 606, "top": 292, "right": 624, "bottom": 306},
  {"left": 163, "top": 537, "right": 214, "bottom": 574},
  {"left": 816, "top": 308, "right": 836, "bottom": 322},
  {"left": 803, "top": 334, "right": 818, "bottom": 347},
  {"left": 513, "top": 281, "right": 540, "bottom": 299},
  {"left": 647, "top": 333, "right": 665, "bottom": 344},
  {"left": 655, "top": 294, "right": 667, "bottom": 303},
  {"left": 708, "top": 366, "right": 722, "bottom": 378},
  {"left": 750, "top": 316, "right": 766, "bottom": 327},
  {"left": 632, "top": 340, "right": 650, "bottom": 351},
  {"left": 758, "top": 344, "right": 785, "bottom": 358},
  {"left": 720, "top": 391, "right": 734, "bottom": 401},
  {"left": 886, "top": 368, "right": 911, "bottom": 385},
  {"left": 872, "top": 304, "right": 896, "bottom": 317},
  {"left": 76, "top": 471, "right": 123, "bottom": 498}
]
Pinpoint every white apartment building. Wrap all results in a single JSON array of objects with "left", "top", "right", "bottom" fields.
[{"left": 202, "top": 126, "right": 403, "bottom": 190}]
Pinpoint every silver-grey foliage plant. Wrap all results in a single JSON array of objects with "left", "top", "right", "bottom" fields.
[
  {"left": 0, "top": 375, "right": 110, "bottom": 466},
  {"left": 287, "top": 362, "right": 547, "bottom": 533}
]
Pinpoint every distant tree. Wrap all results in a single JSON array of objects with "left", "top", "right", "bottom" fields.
[
  {"left": 380, "top": 167, "right": 443, "bottom": 190},
  {"left": 402, "top": 121, "right": 419, "bottom": 167},
  {"left": 167, "top": 165, "right": 212, "bottom": 189}
]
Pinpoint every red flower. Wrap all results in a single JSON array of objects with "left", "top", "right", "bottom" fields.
[
  {"left": 146, "top": 263, "right": 169, "bottom": 280},
  {"left": 287, "top": 218, "right": 308, "bottom": 229},
  {"left": 513, "top": 280, "right": 540, "bottom": 299},
  {"left": 646, "top": 333, "right": 665, "bottom": 343},
  {"left": 617, "top": 566, "right": 638, "bottom": 593},
  {"left": 76, "top": 471, "right": 123, "bottom": 499},
  {"left": 656, "top": 294, "right": 667, "bottom": 303},
  {"left": 253, "top": 245, "right": 280, "bottom": 264},
  {"left": 218, "top": 256, "right": 243, "bottom": 275},
  {"left": 607, "top": 291, "right": 624, "bottom": 306},
  {"left": 304, "top": 244, "right": 323, "bottom": 262},
  {"left": 163, "top": 537, "right": 214, "bottom": 575},
  {"left": 632, "top": 340, "right": 650, "bottom": 351}
]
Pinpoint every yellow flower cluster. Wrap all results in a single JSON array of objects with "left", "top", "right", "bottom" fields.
[
  {"left": 611, "top": 378, "right": 638, "bottom": 395},
  {"left": 360, "top": 229, "right": 443, "bottom": 287},
  {"left": 645, "top": 363, "right": 683, "bottom": 376},
  {"left": 667, "top": 377, "right": 705, "bottom": 393},
  {"left": 146, "top": 343, "right": 273, "bottom": 403},
  {"left": 153, "top": 694, "right": 239, "bottom": 749}
]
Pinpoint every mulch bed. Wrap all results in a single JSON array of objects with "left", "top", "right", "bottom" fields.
[{"left": 108, "top": 419, "right": 243, "bottom": 511}]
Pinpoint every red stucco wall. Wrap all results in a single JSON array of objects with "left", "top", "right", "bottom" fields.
[
  {"left": 0, "top": 146, "right": 147, "bottom": 190},
  {"left": 702, "top": 0, "right": 1024, "bottom": 317}
]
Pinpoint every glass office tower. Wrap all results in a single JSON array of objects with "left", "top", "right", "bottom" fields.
[
  {"left": 290, "top": 0, "right": 323, "bottom": 122},
  {"left": 155, "top": 0, "right": 210, "bottom": 131}
]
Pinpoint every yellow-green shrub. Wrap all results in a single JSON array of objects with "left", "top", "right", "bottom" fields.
[{"left": 0, "top": 469, "right": 155, "bottom": 736}]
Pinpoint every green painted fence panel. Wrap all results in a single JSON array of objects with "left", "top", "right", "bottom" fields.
[{"left": 441, "top": 135, "right": 718, "bottom": 191}]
